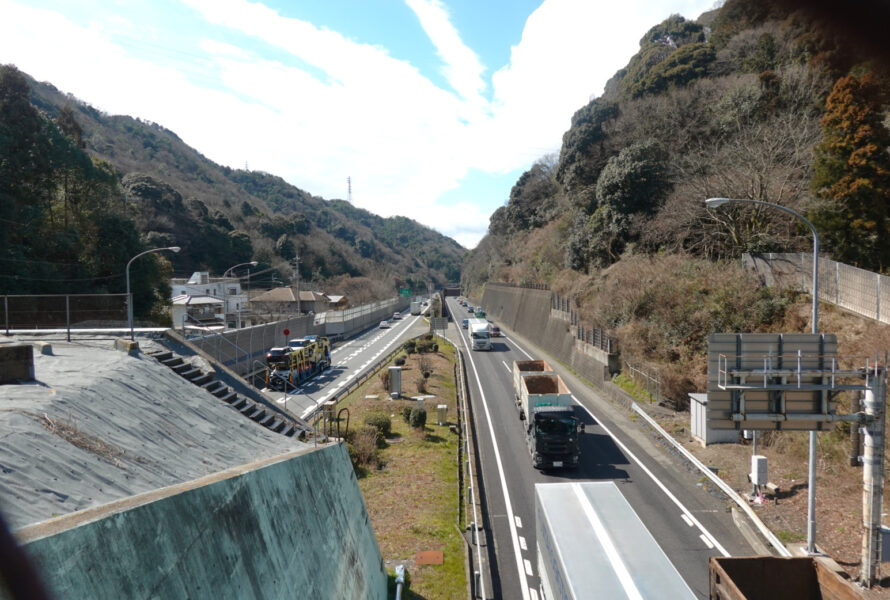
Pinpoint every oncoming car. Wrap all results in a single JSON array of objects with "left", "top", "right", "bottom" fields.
[
  {"left": 490, "top": 325, "right": 501, "bottom": 337},
  {"left": 462, "top": 318, "right": 469, "bottom": 329},
  {"left": 379, "top": 320, "right": 390, "bottom": 329}
]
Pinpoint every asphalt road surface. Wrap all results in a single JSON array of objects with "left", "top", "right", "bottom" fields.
[{"left": 445, "top": 296, "right": 756, "bottom": 600}]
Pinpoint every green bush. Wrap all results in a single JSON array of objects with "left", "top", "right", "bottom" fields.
[
  {"left": 410, "top": 406, "right": 427, "bottom": 429},
  {"left": 394, "top": 355, "right": 406, "bottom": 366},
  {"left": 364, "top": 412, "right": 392, "bottom": 438},
  {"left": 403, "top": 340, "right": 417, "bottom": 354},
  {"left": 402, "top": 406, "right": 413, "bottom": 423}
]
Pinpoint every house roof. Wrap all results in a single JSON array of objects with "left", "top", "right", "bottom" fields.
[
  {"left": 171, "top": 294, "right": 224, "bottom": 306},
  {"left": 298, "top": 290, "right": 327, "bottom": 302},
  {"left": 326, "top": 295, "right": 345, "bottom": 303},
  {"left": 251, "top": 287, "right": 298, "bottom": 303}
]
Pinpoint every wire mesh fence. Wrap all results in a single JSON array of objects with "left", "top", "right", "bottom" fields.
[
  {"left": 623, "top": 359, "right": 661, "bottom": 404},
  {"left": 744, "top": 252, "right": 890, "bottom": 324}
]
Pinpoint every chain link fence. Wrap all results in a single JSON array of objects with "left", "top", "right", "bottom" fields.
[{"left": 2, "top": 294, "right": 129, "bottom": 339}]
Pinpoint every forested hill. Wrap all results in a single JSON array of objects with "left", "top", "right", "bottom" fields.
[
  {"left": 1, "top": 66, "right": 464, "bottom": 303},
  {"left": 462, "top": 0, "right": 890, "bottom": 402}
]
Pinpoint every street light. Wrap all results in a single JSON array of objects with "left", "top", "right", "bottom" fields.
[
  {"left": 126, "top": 246, "right": 180, "bottom": 341},
  {"left": 705, "top": 197, "right": 821, "bottom": 554},
  {"left": 222, "top": 261, "right": 258, "bottom": 279}
]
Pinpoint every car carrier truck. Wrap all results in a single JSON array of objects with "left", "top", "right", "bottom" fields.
[
  {"left": 267, "top": 336, "right": 331, "bottom": 390},
  {"left": 513, "top": 360, "right": 582, "bottom": 469},
  {"left": 537, "top": 481, "right": 695, "bottom": 600}
]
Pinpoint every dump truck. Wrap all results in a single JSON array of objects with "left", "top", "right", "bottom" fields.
[
  {"left": 513, "top": 360, "right": 582, "bottom": 469},
  {"left": 537, "top": 482, "right": 696, "bottom": 600},
  {"left": 708, "top": 556, "right": 862, "bottom": 600},
  {"left": 267, "top": 336, "right": 331, "bottom": 390}
]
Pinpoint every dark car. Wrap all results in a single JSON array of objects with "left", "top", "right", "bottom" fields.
[{"left": 265, "top": 347, "right": 291, "bottom": 368}]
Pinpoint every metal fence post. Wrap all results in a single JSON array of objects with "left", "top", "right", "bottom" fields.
[{"left": 65, "top": 295, "right": 71, "bottom": 342}]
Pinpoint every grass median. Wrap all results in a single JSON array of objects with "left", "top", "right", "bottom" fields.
[{"left": 333, "top": 335, "right": 467, "bottom": 600}]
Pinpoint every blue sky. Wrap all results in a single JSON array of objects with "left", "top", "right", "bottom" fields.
[{"left": 0, "top": 0, "right": 716, "bottom": 248}]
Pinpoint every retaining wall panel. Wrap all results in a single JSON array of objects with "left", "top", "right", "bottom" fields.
[{"left": 17, "top": 444, "right": 386, "bottom": 600}]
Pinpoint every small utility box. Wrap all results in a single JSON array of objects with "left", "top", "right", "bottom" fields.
[
  {"left": 322, "top": 400, "right": 336, "bottom": 421},
  {"left": 751, "top": 455, "right": 768, "bottom": 486},
  {"left": 689, "top": 393, "right": 738, "bottom": 446},
  {"left": 437, "top": 404, "right": 448, "bottom": 426},
  {"left": 388, "top": 366, "right": 402, "bottom": 399}
]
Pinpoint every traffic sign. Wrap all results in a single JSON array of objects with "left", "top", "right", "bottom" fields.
[
  {"left": 399, "top": 288, "right": 411, "bottom": 297},
  {"left": 283, "top": 329, "right": 290, "bottom": 336}
]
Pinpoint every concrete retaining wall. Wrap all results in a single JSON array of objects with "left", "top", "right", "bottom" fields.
[
  {"left": 481, "top": 285, "right": 619, "bottom": 393},
  {"left": 14, "top": 444, "right": 386, "bottom": 600}
]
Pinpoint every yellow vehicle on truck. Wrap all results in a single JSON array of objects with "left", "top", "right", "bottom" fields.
[{"left": 267, "top": 336, "right": 331, "bottom": 390}]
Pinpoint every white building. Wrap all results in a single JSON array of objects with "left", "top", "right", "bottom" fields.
[{"left": 170, "top": 271, "right": 249, "bottom": 329}]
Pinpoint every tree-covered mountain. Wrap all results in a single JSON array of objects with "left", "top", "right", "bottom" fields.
[
  {"left": 464, "top": 0, "right": 890, "bottom": 402},
  {"left": 1, "top": 65, "right": 464, "bottom": 316}
]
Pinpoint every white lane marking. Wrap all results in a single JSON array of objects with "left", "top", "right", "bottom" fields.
[
  {"left": 570, "top": 393, "right": 730, "bottom": 556},
  {"left": 530, "top": 590, "right": 538, "bottom": 600},
  {"left": 514, "top": 516, "right": 523, "bottom": 529},
  {"left": 573, "top": 483, "right": 644, "bottom": 600},
  {"left": 681, "top": 514, "right": 694, "bottom": 527},
  {"left": 503, "top": 332, "right": 730, "bottom": 557},
  {"left": 459, "top": 319, "right": 532, "bottom": 600},
  {"left": 519, "top": 536, "right": 527, "bottom": 551},
  {"left": 700, "top": 534, "right": 715, "bottom": 549},
  {"left": 502, "top": 360, "right": 511, "bottom": 374},
  {"left": 524, "top": 558, "right": 534, "bottom": 577},
  {"left": 502, "top": 336, "right": 533, "bottom": 359}
]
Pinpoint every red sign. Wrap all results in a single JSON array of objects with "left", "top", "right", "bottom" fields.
[{"left": 283, "top": 329, "right": 290, "bottom": 336}]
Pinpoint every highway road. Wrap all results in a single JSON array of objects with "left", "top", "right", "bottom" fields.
[
  {"left": 444, "top": 297, "right": 756, "bottom": 600},
  {"left": 259, "top": 311, "right": 430, "bottom": 420}
]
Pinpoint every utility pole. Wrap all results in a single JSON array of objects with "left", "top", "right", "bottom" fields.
[
  {"left": 292, "top": 253, "right": 301, "bottom": 314},
  {"left": 347, "top": 176, "right": 352, "bottom": 203}
]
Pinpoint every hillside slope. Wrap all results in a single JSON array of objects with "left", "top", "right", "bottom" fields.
[{"left": 23, "top": 74, "right": 464, "bottom": 292}]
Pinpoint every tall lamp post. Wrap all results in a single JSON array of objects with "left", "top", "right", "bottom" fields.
[
  {"left": 127, "top": 246, "right": 180, "bottom": 341},
  {"left": 222, "top": 260, "right": 258, "bottom": 279},
  {"left": 223, "top": 261, "right": 258, "bottom": 328},
  {"left": 705, "top": 197, "right": 821, "bottom": 554}
]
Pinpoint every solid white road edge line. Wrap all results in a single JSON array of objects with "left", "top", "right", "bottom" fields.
[{"left": 458, "top": 316, "right": 532, "bottom": 600}]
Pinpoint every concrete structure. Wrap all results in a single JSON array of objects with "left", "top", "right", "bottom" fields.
[
  {"left": 14, "top": 444, "right": 386, "bottom": 600},
  {"left": 170, "top": 271, "right": 250, "bottom": 329},
  {"left": 689, "top": 393, "right": 739, "bottom": 446},
  {"left": 0, "top": 344, "right": 33, "bottom": 384},
  {"left": 171, "top": 294, "right": 226, "bottom": 331}
]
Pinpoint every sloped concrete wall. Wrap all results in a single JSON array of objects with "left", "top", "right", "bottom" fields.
[
  {"left": 482, "top": 285, "right": 614, "bottom": 390},
  {"left": 15, "top": 444, "right": 386, "bottom": 600}
]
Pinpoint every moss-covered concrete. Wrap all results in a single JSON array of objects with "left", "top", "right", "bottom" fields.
[{"left": 13, "top": 444, "right": 386, "bottom": 600}]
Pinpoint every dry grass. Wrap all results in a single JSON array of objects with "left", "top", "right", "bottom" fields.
[
  {"left": 336, "top": 340, "right": 466, "bottom": 600},
  {"left": 36, "top": 411, "right": 130, "bottom": 467}
]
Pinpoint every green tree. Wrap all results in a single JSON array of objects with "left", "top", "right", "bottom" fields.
[{"left": 810, "top": 73, "right": 890, "bottom": 270}]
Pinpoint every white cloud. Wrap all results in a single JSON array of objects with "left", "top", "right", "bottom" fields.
[{"left": 0, "top": 0, "right": 715, "bottom": 249}]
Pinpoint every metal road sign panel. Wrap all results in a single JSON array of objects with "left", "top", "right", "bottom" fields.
[
  {"left": 430, "top": 317, "right": 448, "bottom": 330},
  {"left": 707, "top": 333, "right": 838, "bottom": 431},
  {"left": 399, "top": 288, "right": 411, "bottom": 297}
]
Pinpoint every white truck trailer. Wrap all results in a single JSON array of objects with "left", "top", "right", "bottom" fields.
[
  {"left": 467, "top": 318, "right": 491, "bottom": 350},
  {"left": 536, "top": 482, "right": 695, "bottom": 600},
  {"left": 513, "top": 361, "right": 581, "bottom": 469}
]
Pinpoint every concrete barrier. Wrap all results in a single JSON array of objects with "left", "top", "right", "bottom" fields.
[
  {"left": 14, "top": 444, "right": 387, "bottom": 600},
  {"left": 0, "top": 345, "right": 33, "bottom": 384}
]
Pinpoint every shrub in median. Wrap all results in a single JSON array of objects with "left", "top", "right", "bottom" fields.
[
  {"left": 409, "top": 406, "right": 427, "bottom": 430},
  {"left": 364, "top": 411, "right": 392, "bottom": 439}
]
